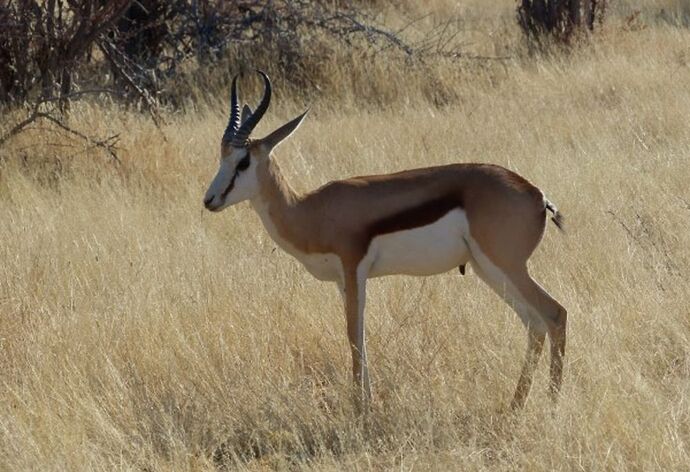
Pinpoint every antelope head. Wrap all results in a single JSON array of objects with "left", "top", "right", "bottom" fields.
[{"left": 203, "top": 70, "right": 308, "bottom": 212}]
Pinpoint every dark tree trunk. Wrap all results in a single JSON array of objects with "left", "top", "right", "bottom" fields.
[{"left": 517, "top": 0, "right": 607, "bottom": 44}]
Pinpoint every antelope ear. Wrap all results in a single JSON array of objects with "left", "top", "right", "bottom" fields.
[
  {"left": 241, "top": 104, "right": 253, "bottom": 124},
  {"left": 258, "top": 109, "right": 310, "bottom": 152}
]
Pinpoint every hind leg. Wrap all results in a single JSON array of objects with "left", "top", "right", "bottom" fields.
[
  {"left": 468, "top": 253, "right": 549, "bottom": 408},
  {"left": 507, "top": 271, "right": 567, "bottom": 400},
  {"left": 510, "top": 328, "right": 545, "bottom": 409},
  {"left": 467, "top": 235, "right": 567, "bottom": 407}
]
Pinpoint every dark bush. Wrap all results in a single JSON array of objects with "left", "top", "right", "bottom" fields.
[
  {"left": 0, "top": 0, "right": 461, "bottom": 156},
  {"left": 517, "top": 0, "right": 607, "bottom": 44},
  {"left": 0, "top": 0, "right": 132, "bottom": 106},
  {"left": 0, "top": 0, "right": 420, "bottom": 110}
]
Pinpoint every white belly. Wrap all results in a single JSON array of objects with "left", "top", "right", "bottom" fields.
[
  {"left": 368, "top": 209, "right": 470, "bottom": 277},
  {"left": 255, "top": 194, "right": 469, "bottom": 282}
]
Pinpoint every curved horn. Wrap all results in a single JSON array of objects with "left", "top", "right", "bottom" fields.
[
  {"left": 231, "top": 70, "right": 271, "bottom": 146},
  {"left": 222, "top": 74, "right": 241, "bottom": 144}
]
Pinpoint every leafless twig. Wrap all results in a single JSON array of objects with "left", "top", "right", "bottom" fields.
[
  {"left": 0, "top": 91, "right": 123, "bottom": 163},
  {"left": 39, "top": 114, "right": 121, "bottom": 163},
  {"left": 98, "top": 40, "right": 165, "bottom": 133}
]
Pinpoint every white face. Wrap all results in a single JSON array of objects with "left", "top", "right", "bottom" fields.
[{"left": 203, "top": 146, "right": 259, "bottom": 212}]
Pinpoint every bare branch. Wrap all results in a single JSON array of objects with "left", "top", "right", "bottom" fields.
[
  {"left": 98, "top": 40, "right": 165, "bottom": 133},
  {"left": 39, "top": 114, "right": 121, "bottom": 163},
  {"left": 0, "top": 90, "right": 123, "bottom": 163},
  {"left": 0, "top": 107, "right": 42, "bottom": 147}
]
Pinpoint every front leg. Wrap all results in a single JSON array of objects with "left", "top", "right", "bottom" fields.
[{"left": 341, "top": 265, "right": 371, "bottom": 406}]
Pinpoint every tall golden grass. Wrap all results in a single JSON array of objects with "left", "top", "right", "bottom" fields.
[{"left": 1, "top": 2, "right": 689, "bottom": 470}]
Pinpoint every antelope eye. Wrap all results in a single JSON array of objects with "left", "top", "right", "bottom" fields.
[{"left": 237, "top": 154, "right": 250, "bottom": 171}]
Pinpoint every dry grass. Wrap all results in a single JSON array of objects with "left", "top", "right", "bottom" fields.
[{"left": 1, "top": 3, "right": 690, "bottom": 471}]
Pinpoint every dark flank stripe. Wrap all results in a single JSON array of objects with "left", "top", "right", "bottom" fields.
[{"left": 365, "top": 194, "right": 464, "bottom": 246}]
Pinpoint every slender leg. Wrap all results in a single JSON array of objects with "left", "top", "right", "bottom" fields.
[
  {"left": 342, "top": 267, "right": 371, "bottom": 406},
  {"left": 510, "top": 328, "right": 545, "bottom": 409},
  {"left": 509, "top": 271, "right": 567, "bottom": 403},
  {"left": 547, "top": 305, "right": 567, "bottom": 399},
  {"left": 466, "top": 225, "right": 567, "bottom": 407},
  {"left": 469, "top": 256, "right": 548, "bottom": 409}
]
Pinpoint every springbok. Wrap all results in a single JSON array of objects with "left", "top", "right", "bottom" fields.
[{"left": 204, "top": 70, "right": 567, "bottom": 409}]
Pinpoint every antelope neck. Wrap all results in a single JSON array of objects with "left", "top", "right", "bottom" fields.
[{"left": 250, "top": 157, "right": 308, "bottom": 254}]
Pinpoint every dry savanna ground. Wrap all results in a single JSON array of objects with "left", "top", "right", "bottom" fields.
[{"left": 1, "top": 1, "right": 690, "bottom": 470}]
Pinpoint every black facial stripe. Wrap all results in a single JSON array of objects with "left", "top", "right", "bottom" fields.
[
  {"left": 219, "top": 153, "right": 250, "bottom": 199},
  {"left": 220, "top": 170, "right": 239, "bottom": 200}
]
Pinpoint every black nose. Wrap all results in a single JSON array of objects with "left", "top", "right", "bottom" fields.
[{"left": 203, "top": 196, "right": 214, "bottom": 209}]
